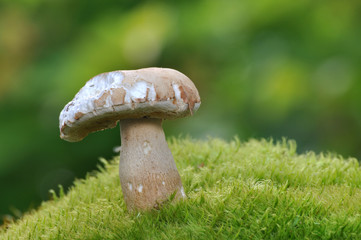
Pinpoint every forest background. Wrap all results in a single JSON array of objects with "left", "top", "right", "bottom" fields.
[{"left": 0, "top": 0, "right": 360, "bottom": 221}]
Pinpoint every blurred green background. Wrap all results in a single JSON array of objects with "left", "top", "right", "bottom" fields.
[{"left": 1, "top": 0, "right": 361, "bottom": 222}]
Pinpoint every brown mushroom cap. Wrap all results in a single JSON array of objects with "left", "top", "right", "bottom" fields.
[{"left": 59, "top": 68, "right": 201, "bottom": 142}]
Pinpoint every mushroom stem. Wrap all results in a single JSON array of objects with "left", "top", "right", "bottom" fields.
[{"left": 119, "top": 118, "right": 185, "bottom": 210}]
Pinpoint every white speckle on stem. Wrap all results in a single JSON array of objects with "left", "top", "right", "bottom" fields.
[
  {"left": 137, "top": 184, "right": 143, "bottom": 193},
  {"left": 113, "top": 146, "right": 122, "bottom": 153},
  {"left": 128, "top": 183, "right": 133, "bottom": 191},
  {"left": 162, "top": 181, "right": 165, "bottom": 186},
  {"left": 180, "top": 187, "right": 186, "bottom": 198},
  {"left": 143, "top": 141, "right": 151, "bottom": 155}
]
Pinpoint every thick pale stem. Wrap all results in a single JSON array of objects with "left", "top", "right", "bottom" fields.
[{"left": 119, "top": 118, "right": 185, "bottom": 210}]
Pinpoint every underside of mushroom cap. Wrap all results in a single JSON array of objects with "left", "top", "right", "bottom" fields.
[{"left": 59, "top": 68, "right": 201, "bottom": 142}]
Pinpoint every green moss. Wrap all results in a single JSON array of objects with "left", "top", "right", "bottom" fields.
[{"left": 1, "top": 138, "right": 361, "bottom": 239}]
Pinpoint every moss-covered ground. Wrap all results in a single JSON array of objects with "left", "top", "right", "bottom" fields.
[{"left": 1, "top": 138, "right": 361, "bottom": 239}]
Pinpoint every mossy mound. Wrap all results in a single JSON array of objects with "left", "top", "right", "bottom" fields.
[{"left": 1, "top": 138, "right": 361, "bottom": 239}]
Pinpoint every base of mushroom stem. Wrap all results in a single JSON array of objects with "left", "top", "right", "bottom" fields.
[
  {"left": 119, "top": 118, "right": 186, "bottom": 211},
  {"left": 121, "top": 170, "right": 186, "bottom": 210}
]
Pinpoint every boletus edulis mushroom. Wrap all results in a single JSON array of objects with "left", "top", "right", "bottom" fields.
[{"left": 59, "top": 67, "right": 201, "bottom": 210}]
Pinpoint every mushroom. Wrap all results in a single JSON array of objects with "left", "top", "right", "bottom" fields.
[{"left": 59, "top": 67, "right": 201, "bottom": 210}]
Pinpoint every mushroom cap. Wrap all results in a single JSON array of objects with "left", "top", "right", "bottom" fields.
[{"left": 59, "top": 67, "right": 201, "bottom": 142}]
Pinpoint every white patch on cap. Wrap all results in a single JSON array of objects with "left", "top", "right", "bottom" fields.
[
  {"left": 137, "top": 184, "right": 143, "bottom": 193},
  {"left": 104, "top": 94, "right": 113, "bottom": 108},
  {"left": 194, "top": 102, "right": 201, "bottom": 111},
  {"left": 172, "top": 83, "right": 181, "bottom": 101},
  {"left": 148, "top": 84, "right": 156, "bottom": 101},
  {"left": 59, "top": 71, "right": 124, "bottom": 128},
  {"left": 128, "top": 81, "right": 148, "bottom": 101},
  {"left": 122, "top": 81, "right": 156, "bottom": 104},
  {"left": 123, "top": 91, "right": 131, "bottom": 103}
]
